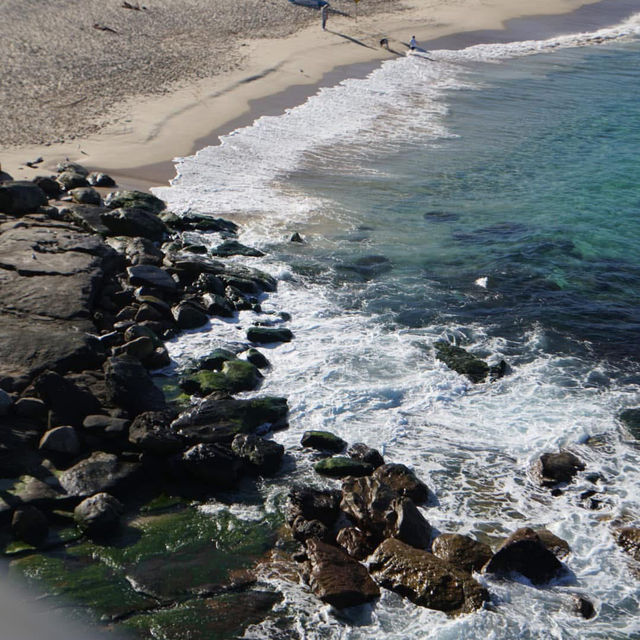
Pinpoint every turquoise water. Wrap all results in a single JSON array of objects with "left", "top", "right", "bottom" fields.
[{"left": 158, "top": 21, "right": 640, "bottom": 640}]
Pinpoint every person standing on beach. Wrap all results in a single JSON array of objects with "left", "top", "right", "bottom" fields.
[
  {"left": 321, "top": 4, "right": 329, "bottom": 30},
  {"left": 409, "top": 35, "right": 417, "bottom": 50}
]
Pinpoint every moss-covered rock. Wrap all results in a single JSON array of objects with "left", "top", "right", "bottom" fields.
[
  {"left": 619, "top": 408, "right": 640, "bottom": 439},
  {"left": 105, "top": 189, "right": 166, "bottom": 214},
  {"left": 180, "top": 361, "right": 262, "bottom": 396},
  {"left": 301, "top": 430, "right": 346, "bottom": 453},
  {"left": 314, "top": 456, "right": 374, "bottom": 479},
  {"left": 434, "top": 341, "right": 490, "bottom": 383}
]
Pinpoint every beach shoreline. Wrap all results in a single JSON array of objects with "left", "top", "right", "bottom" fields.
[{"left": 2, "top": 0, "right": 633, "bottom": 191}]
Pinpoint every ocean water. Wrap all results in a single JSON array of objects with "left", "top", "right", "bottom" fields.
[{"left": 153, "top": 12, "right": 640, "bottom": 640}]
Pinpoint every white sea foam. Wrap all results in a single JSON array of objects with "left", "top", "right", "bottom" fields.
[{"left": 156, "top": 15, "right": 640, "bottom": 640}]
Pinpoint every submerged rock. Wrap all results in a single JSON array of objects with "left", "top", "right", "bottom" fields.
[
  {"left": 369, "top": 538, "right": 488, "bottom": 614},
  {"left": 618, "top": 408, "right": 640, "bottom": 440},
  {"left": 434, "top": 341, "right": 490, "bottom": 383},
  {"left": 306, "top": 538, "right": 380, "bottom": 608}
]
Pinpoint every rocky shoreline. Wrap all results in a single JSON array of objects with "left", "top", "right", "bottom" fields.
[{"left": 1, "top": 167, "right": 639, "bottom": 637}]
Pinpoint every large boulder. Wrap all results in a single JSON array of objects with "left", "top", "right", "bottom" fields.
[
  {"left": 615, "top": 526, "right": 640, "bottom": 562},
  {"left": 347, "top": 442, "right": 384, "bottom": 469},
  {"left": 0, "top": 181, "right": 47, "bottom": 215},
  {"left": 38, "top": 426, "right": 81, "bottom": 456},
  {"left": 11, "top": 505, "right": 49, "bottom": 545},
  {"left": 172, "top": 301, "right": 208, "bottom": 329},
  {"left": 70, "top": 187, "right": 101, "bottom": 206},
  {"left": 104, "top": 356, "right": 167, "bottom": 417},
  {"left": 285, "top": 486, "right": 342, "bottom": 528},
  {"left": 432, "top": 533, "right": 493, "bottom": 574},
  {"left": 434, "top": 341, "right": 490, "bottom": 383},
  {"left": 483, "top": 527, "right": 565, "bottom": 584},
  {"left": 369, "top": 538, "right": 488, "bottom": 614},
  {"left": 532, "top": 450, "right": 585, "bottom": 487},
  {"left": 177, "top": 443, "right": 242, "bottom": 488},
  {"left": 336, "top": 526, "right": 377, "bottom": 560},
  {"left": 59, "top": 451, "right": 141, "bottom": 498},
  {"left": 247, "top": 326, "right": 293, "bottom": 344},
  {"left": 314, "top": 457, "right": 373, "bottom": 479},
  {"left": 128, "top": 410, "right": 183, "bottom": 454},
  {"left": 101, "top": 207, "right": 168, "bottom": 240},
  {"left": 104, "top": 189, "right": 166, "bottom": 213},
  {"left": 306, "top": 538, "right": 380, "bottom": 608},
  {"left": 127, "top": 264, "right": 177, "bottom": 292}
]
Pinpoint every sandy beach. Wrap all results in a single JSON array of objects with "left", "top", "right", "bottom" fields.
[{"left": 1, "top": 0, "right": 600, "bottom": 189}]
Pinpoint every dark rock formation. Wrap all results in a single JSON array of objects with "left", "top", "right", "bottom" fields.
[
  {"left": 305, "top": 538, "right": 380, "bottom": 608},
  {"left": 0, "top": 181, "right": 48, "bottom": 215},
  {"left": 101, "top": 207, "right": 168, "bottom": 240},
  {"left": 372, "top": 463, "right": 431, "bottom": 504},
  {"left": 74, "top": 492, "right": 123, "bottom": 536},
  {"left": 11, "top": 505, "right": 49, "bottom": 545},
  {"left": 104, "top": 189, "right": 166, "bottom": 214},
  {"left": 210, "top": 240, "right": 265, "bottom": 257},
  {"left": 347, "top": 442, "right": 384, "bottom": 469},
  {"left": 231, "top": 433, "right": 284, "bottom": 475},
  {"left": 336, "top": 526, "right": 377, "bottom": 560},
  {"left": 177, "top": 443, "right": 242, "bottom": 488},
  {"left": 369, "top": 538, "right": 488, "bottom": 614},
  {"left": 615, "top": 526, "right": 640, "bottom": 562},
  {"left": 483, "top": 527, "right": 565, "bottom": 585},
  {"left": 618, "top": 408, "right": 640, "bottom": 439},
  {"left": 533, "top": 451, "right": 585, "bottom": 487},
  {"left": 314, "top": 456, "right": 373, "bottom": 478},
  {"left": 434, "top": 341, "right": 490, "bottom": 383},
  {"left": 128, "top": 410, "right": 183, "bottom": 454},
  {"left": 247, "top": 326, "right": 293, "bottom": 344}
]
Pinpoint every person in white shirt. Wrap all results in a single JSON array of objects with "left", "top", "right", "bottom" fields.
[{"left": 409, "top": 35, "right": 417, "bottom": 50}]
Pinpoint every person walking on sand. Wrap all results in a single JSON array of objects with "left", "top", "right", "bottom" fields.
[
  {"left": 409, "top": 35, "right": 417, "bottom": 50},
  {"left": 321, "top": 4, "right": 329, "bottom": 30}
]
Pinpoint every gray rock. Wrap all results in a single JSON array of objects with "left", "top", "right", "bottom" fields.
[
  {"left": 172, "top": 301, "right": 208, "bottom": 329},
  {"left": 113, "top": 336, "right": 155, "bottom": 361},
  {"left": 104, "top": 189, "right": 166, "bottom": 213},
  {"left": 201, "top": 292, "right": 234, "bottom": 317},
  {"left": 70, "top": 187, "right": 101, "bottom": 205},
  {"left": 57, "top": 171, "right": 89, "bottom": 190},
  {"left": 63, "top": 203, "right": 113, "bottom": 236},
  {"left": 210, "top": 240, "right": 265, "bottom": 257},
  {"left": 128, "top": 410, "right": 183, "bottom": 454},
  {"left": 306, "top": 538, "right": 380, "bottom": 608},
  {"left": 0, "top": 181, "right": 48, "bottom": 215},
  {"left": 39, "top": 426, "right": 81, "bottom": 455},
  {"left": 56, "top": 161, "right": 89, "bottom": 176},
  {"left": 59, "top": 451, "right": 141, "bottom": 498},
  {"left": 74, "top": 492, "right": 123, "bottom": 536},
  {"left": 369, "top": 538, "right": 488, "bottom": 614},
  {"left": 101, "top": 207, "right": 168, "bottom": 240},
  {"left": 83, "top": 414, "right": 130, "bottom": 437},
  {"left": 87, "top": 172, "right": 116, "bottom": 187},
  {"left": 127, "top": 264, "right": 177, "bottom": 291},
  {"left": 33, "top": 175, "right": 62, "bottom": 199}
]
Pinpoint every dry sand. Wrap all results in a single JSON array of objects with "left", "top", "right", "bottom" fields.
[{"left": 1, "top": 0, "right": 598, "bottom": 188}]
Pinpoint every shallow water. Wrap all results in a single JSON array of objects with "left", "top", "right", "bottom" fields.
[{"left": 155, "top": 12, "right": 640, "bottom": 639}]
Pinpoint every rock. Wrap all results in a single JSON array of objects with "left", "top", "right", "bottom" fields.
[
  {"left": 56, "top": 161, "right": 89, "bottom": 176},
  {"left": 615, "top": 526, "right": 640, "bottom": 562},
  {"left": 336, "top": 255, "right": 392, "bottom": 280},
  {"left": 172, "top": 393, "right": 289, "bottom": 442},
  {"left": 74, "top": 492, "right": 123, "bottom": 537},
  {"left": 306, "top": 538, "right": 380, "bottom": 608},
  {"left": 198, "top": 348, "right": 237, "bottom": 371},
  {"left": 247, "top": 326, "right": 293, "bottom": 344},
  {"left": 0, "top": 388, "right": 13, "bottom": 415},
  {"left": 83, "top": 414, "right": 130, "bottom": 438},
  {"left": 533, "top": 450, "right": 585, "bottom": 487},
  {"left": 57, "top": 171, "right": 89, "bottom": 190},
  {"left": 314, "top": 456, "right": 373, "bottom": 478},
  {"left": 127, "top": 264, "right": 177, "bottom": 292},
  {"left": 372, "top": 463, "right": 431, "bottom": 504},
  {"left": 370, "top": 538, "right": 488, "bottom": 614},
  {"left": 11, "top": 505, "right": 49, "bottom": 545},
  {"left": 59, "top": 451, "right": 141, "bottom": 498},
  {"left": 87, "top": 172, "right": 116, "bottom": 187},
  {"left": 104, "top": 356, "right": 167, "bottom": 417},
  {"left": 211, "top": 240, "right": 265, "bottom": 257},
  {"left": 178, "top": 443, "right": 242, "bottom": 488},
  {"left": 144, "top": 346, "right": 172, "bottom": 370},
  {"left": 434, "top": 341, "right": 490, "bottom": 383},
  {"left": 63, "top": 203, "right": 112, "bottom": 235},
  {"left": 128, "top": 410, "right": 183, "bottom": 454},
  {"left": 619, "top": 408, "right": 640, "bottom": 439},
  {"left": 232, "top": 434, "right": 284, "bottom": 475},
  {"left": 172, "top": 301, "right": 208, "bottom": 329},
  {"left": 0, "top": 181, "right": 48, "bottom": 215},
  {"left": 246, "top": 348, "right": 270, "bottom": 369},
  {"left": 14, "top": 397, "right": 46, "bottom": 420},
  {"left": 336, "top": 526, "right": 377, "bottom": 560},
  {"left": 33, "top": 175, "right": 62, "bottom": 199},
  {"left": 432, "top": 534, "right": 493, "bottom": 574},
  {"left": 534, "top": 528, "right": 571, "bottom": 560},
  {"left": 347, "top": 442, "right": 384, "bottom": 469},
  {"left": 572, "top": 595, "right": 596, "bottom": 619},
  {"left": 301, "top": 430, "right": 346, "bottom": 453},
  {"left": 201, "top": 292, "right": 235, "bottom": 317},
  {"left": 101, "top": 207, "right": 168, "bottom": 240},
  {"left": 340, "top": 475, "right": 431, "bottom": 549},
  {"left": 194, "top": 273, "right": 226, "bottom": 295},
  {"left": 285, "top": 486, "right": 342, "bottom": 527},
  {"left": 104, "top": 189, "right": 166, "bottom": 213},
  {"left": 178, "top": 212, "right": 238, "bottom": 234},
  {"left": 290, "top": 232, "right": 304, "bottom": 243},
  {"left": 32, "top": 370, "right": 101, "bottom": 427},
  {"left": 113, "top": 336, "right": 155, "bottom": 361},
  {"left": 483, "top": 527, "right": 565, "bottom": 585},
  {"left": 291, "top": 517, "right": 330, "bottom": 543},
  {"left": 110, "top": 236, "right": 164, "bottom": 266},
  {"left": 70, "top": 187, "right": 101, "bottom": 205},
  {"left": 38, "top": 425, "right": 81, "bottom": 456}
]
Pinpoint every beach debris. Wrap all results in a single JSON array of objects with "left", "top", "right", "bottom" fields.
[
  {"left": 93, "top": 23, "right": 119, "bottom": 34},
  {"left": 25, "top": 157, "right": 43, "bottom": 168}
]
